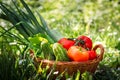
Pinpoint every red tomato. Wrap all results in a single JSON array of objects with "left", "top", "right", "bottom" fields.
[
  {"left": 58, "top": 38, "right": 75, "bottom": 50},
  {"left": 87, "top": 50, "right": 97, "bottom": 60},
  {"left": 67, "top": 46, "right": 89, "bottom": 62},
  {"left": 76, "top": 35, "right": 92, "bottom": 50}
]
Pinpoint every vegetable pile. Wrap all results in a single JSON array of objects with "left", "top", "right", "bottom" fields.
[
  {"left": 40, "top": 35, "right": 97, "bottom": 62},
  {"left": 29, "top": 34, "right": 97, "bottom": 62}
]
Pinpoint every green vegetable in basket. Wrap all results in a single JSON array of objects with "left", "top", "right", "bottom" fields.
[
  {"left": 52, "top": 43, "right": 69, "bottom": 61},
  {"left": 41, "top": 40, "right": 55, "bottom": 60}
]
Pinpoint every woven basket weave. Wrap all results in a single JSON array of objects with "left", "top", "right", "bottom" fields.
[{"left": 34, "top": 44, "right": 104, "bottom": 75}]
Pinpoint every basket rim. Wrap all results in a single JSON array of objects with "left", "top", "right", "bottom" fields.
[{"left": 35, "top": 56, "right": 100, "bottom": 65}]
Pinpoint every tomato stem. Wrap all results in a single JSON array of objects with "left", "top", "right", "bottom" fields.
[
  {"left": 74, "top": 39, "right": 85, "bottom": 46},
  {"left": 67, "top": 38, "right": 76, "bottom": 41}
]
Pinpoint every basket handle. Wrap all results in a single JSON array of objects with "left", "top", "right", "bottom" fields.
[{"left": 93, "top": 44, "right": 104, "bottom": 61}]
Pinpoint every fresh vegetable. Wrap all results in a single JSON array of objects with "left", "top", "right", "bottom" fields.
[
  {"left": 87, "top": 50, "right": 97, "bottom": 60},
  {"left": 67, "top": 46, "right": 89, "bottom": 62},
  {"left": 41, "top": 40, "right": 55, "bottom": 60},
  {"left": 52, "top": 43, "right": 69, "bottom": 61},
  {"left": 58, "top": 38, "right": 75, "bottom": 50},
  {"left": 0, "top": 0, "right": 58, "bottom": 43},
  {"left": 75, "top": 35, "right": 92, "bottom": 50}
]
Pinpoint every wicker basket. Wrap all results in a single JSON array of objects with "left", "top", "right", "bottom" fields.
[{"left": 34, "top": 44, "right": 104, "bottom": 75}]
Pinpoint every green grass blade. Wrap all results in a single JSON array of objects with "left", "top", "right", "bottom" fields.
[
  {"left": 0, "top": 3, "right": 30, "bottom": 38},
  {"left": 0, "top": 31, "right": 27, "bottom": 45},
  {"left": 11, "top": 0, "right": 41, "bottom": 35},
  {"left": 37, "top": 12, "right": 49, "bottom": 30},
  {"left": 20, "top": 0, "right": 44, "bottom": 33},
  {"left": 0, "top": 3, "right": 18, "bottom": 24}
]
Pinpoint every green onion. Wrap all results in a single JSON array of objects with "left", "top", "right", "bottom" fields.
[{"left": 0, "top": 0, "right": 59, "bottom": 43}]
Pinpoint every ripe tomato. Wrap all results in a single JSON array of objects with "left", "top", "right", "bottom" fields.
[
  {"left": 87, "top": 50, "right": 97, "bottom": 60},
  {"left": 76, "top": 35, "right": 92, "bottom": 50},
  {"left": 67, "top": 46, "right": 89, "bottom": 62},
  {"left": 58, "top": 38, "right": 75, "bottom": 50}
]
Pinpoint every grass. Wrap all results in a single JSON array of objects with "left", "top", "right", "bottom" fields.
[{"left": 0, "top": 0, "right": 120, "bottom": 80}]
